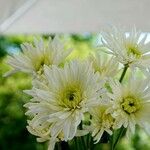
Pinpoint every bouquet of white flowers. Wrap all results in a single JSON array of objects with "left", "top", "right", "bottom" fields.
[{"left": 4, "top": 27, "right": 150, "bottom": 150}]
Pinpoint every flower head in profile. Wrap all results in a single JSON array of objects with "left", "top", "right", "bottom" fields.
[
  {"left": 25, "top": 102, "right": 63, "bottom": 150},
  {"left": 24, "top": 60, "right": 105, "bottom": 142},
  {"left": 89, "top": 104, "right": 115, "bottom": 143},
  {"left": 89, "top": 52, "right": 119, "bottom": 79},
  {"left": 107, "top": 77, "right": 150, "bottom": 137},
  {"left": 4, "top": 36, "right": 72, "bottom": 77},
  {"left": 102, "top": 27, "right": 150, "bottom": 70}
]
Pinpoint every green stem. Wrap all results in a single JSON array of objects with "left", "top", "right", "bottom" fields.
[
  {"left": 60, "top": 141, "right": 70, "bottom": 150},
  {"left": 87, "top": 133, "right": 90, "bottom": 149},
  {"left": 90, "top": 136, "right": 94, "bottom": 150},
  {"left": 112, "top": 127, "right": 126, "bottom": 150},
  {"left": 56, "top": 142, "right": 61, "bottom": 150},
  {"left": 79, "top": 121, "right": 87, "bottom": 150},
  {"left": 81, "top": 136, "right": 87, "bottom": 150},
  {"left": 86, "top": 115, "right": 92, "bottom": 150},
  {"left": 119, "top": 64, "right": 129, "bottom": 83},
  {"left": 74, "top": 137, "right": 78, "bottom": 150}
]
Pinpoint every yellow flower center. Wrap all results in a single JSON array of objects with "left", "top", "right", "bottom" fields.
[
  {"left": 127, "top": 44, "right": 142, "bottom": 58},
  {"left": 95, "top": 66, "right": 106, "bottom": 74},
  {"left": 101, "top": 113, "right": 114, "bottom": 129},
  {"left": 34, "top": 54, "right": 52, "bottom": 75},
  {"left": 59, "top": 83, "right": 83, "bottom": 109},
  {"left": 121, "top": 96, "right": 141, "bottom": 114},
  {"left": 93, "top": 106, "right": 114, "bottom": 129}
]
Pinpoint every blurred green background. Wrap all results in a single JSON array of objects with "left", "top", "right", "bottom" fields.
[{"left": 0, "top": 34, "right": 150, "bottom": 150}]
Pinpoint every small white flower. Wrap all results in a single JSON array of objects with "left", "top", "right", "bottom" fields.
[
  {"left": 89, "top": 104, "right": 115, "bottom": 143},
  {"left": 4, "top": 36, "right": 72, "bottom": 77},
  {"left": 25, "top": 60, "right": 105, "bottom": 141},
  {"left": 89, "top": 52, "right": 119, "bottom": 79},
  {"left": 101, "top": 27, "right": 150, "bottom": 70},
  {"left": 24, "top": 102, "right": 64, "bottom": 150},
  {"left": 107, "top": 77, "right": 150, "bottom": 137},
  {"left": 26, "top": 120, "right": 60, "bottom": 150},
  {"left": 27, "top": 120, "right": 51, "bottom": 143}
]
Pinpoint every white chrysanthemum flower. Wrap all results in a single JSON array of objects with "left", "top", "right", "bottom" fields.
[
  {"left": 24, "top": 101, "right": 64, "bottom": 150},
  {"left": 89, "top": 52, "right": 119, "bottom": 79},
  {"left": 107, "top": 77, "right": 150, "bottom": 136},
  {"left": 27, "top": 120, "right": 51, "bottom": 143},
  {"left": 4, "top": 36, "right": 72, "bottom": 77},
  {"left": 89, "top": 104, "right": 115, "bottom": 143},
  {"left": 25, "top": 60, "right": 105, "bottom": 141},
  {"left": 27, "top": 121, "right": 61, "bottom": 150},
  {"left": 102, "top": 27, "right": 150, "bottom": 69}
]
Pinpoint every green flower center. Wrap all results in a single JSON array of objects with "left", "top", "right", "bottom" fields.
[
  {"left": 121, "top": 96, "right": 141, "bottom": 114},
  {"left": 59, "top": 84, "right": 83, "bottom": 109},
  {"left": 127, "top": 45, "right": 142, "bottom": 58},
  {"left": 101, "top": 113, "right": 114, "bottom": 128},
  {"left": 34, "top": 55, "right": 52, "bottom": 75},
  {"left": 93, "top": 106, "right": 114, "bottom": 129},
  {"left": 95, "top": 66, "right": 106, "bottom": 74}
]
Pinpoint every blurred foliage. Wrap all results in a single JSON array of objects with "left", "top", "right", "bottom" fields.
[
  {"left": 0, "top": 58, "right": 48, "bottom": 150},
  {"left": 0, "top": 36, "right": 8, "bottom": 58},
  {"left": 0, "top": 34, "right": 150, "bottom": 150}
]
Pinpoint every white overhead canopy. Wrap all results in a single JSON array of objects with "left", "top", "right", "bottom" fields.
[{"left": 0, "top": 0, "right": 150, "bottom": 34}]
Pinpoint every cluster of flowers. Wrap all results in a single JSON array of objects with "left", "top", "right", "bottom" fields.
[{"left": 5, "top": 27, "right": 150, "bottom": 150}]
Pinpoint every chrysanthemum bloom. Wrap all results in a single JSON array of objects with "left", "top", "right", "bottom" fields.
[
  {"left": 89, "top": 52, "right": 119, "bottom": 79},
  {"left": 107, "top": 77, "right": 150, "bottom": 136},
  {"left": 26, "top": 117, "right": 63, "bottom": 150},
  {"left": 4, "top": 36, "right": 72, "bottom": 77},
  {"left": 24, "top": 97, "right": 66, "bottom": 150},
  {"left": 89, "top": 104, "right": 115, "bottom": 143},
  {"left": 24, "top": 60, "right": 105, "bottom": 141},
  {"left": 101, "top": 27, "right": 150, "bottom": 69}
]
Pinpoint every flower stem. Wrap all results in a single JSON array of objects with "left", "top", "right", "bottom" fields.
[
  {"left": 79, "top": 121, "right": 87, "bottom": 150},
  {"left": 74, "top": 137, "right": 78, "bottom": 150},
  {"left": 60, "top": 141, "right": 70, "bottom": 150},
  {"left": 56, "top": 142, "right": 61, "bottom": 150},
  {"left": 119, "top": 64, "right": 129, "bottom": 83},
  {"left": 111, "top": 127, "right": 126, "bottom": 150},
  {"left": 81, "top": 136, "right": 87, "bottom": 150}
]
